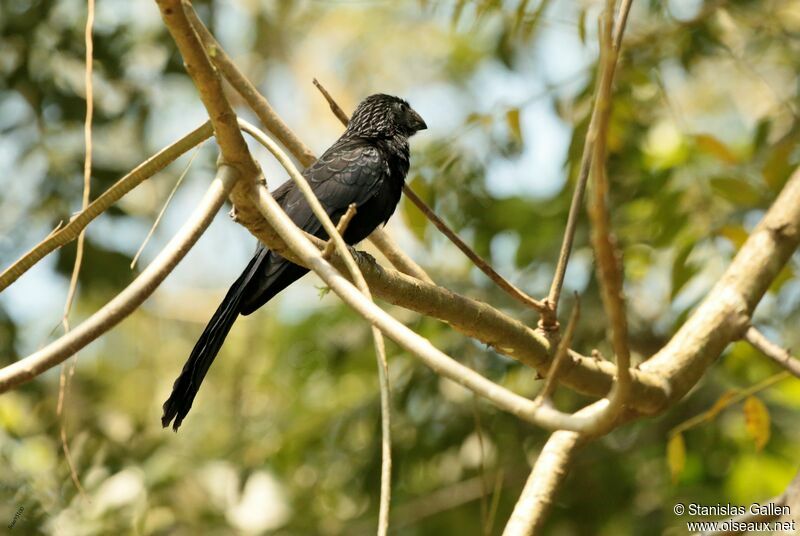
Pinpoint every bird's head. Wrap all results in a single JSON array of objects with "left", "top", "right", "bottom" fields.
[{"left": 346, "top": 94, "right": 427, "bottom": 139}]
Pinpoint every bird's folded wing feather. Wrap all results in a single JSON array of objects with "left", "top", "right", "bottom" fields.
[{"left": 239, "top": 140, "right": 388, "bottom": 313}]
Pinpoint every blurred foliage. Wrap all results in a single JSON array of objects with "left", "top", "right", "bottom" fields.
[{"left": 2, "top": 0, "right": 800, "bottom": 534}]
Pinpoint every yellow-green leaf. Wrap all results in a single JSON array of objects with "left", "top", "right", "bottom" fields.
[
  {"left": 667, "top": 433, "right": 686, "bottom": 483},
  {"left": 694, "top": 134, "right": 738, "bottom": 164},
  {"left": 506, "top": 108, "right": 522, "bottom": 144},
  {"left": 744, "top": 396, "right": 770, "bottom": 451},
  {"left": 709, "top": 178, "right": 761, "bottom": 207},
  {"left": 718, "top": 225, "right": 749, "bottom": 250}
]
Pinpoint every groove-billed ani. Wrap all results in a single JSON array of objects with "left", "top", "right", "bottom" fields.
[{"left": 162, "top": 94, "right": 427, "bottom": 430}]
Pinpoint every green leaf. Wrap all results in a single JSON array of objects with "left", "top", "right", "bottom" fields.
[
  {"left": 506, "top": 108, "right": 522, "bottom": 144},
  {"left": 709, "top": 177, "right": 762, "bottom": 207},
  {"left": 743, "top": 396, "right": 770, "bottom": 451},
  {"left": 694, "top": 134, "right": 738, "bottom": 164},
  {"left": 667, "top": 433, "right": 686, "bottom": 484},
  {"left": 718, "top": 225, "right": 749, "bottom": 249},
  {"left": 577, "top": 8, "right": 587, "bottom": 44},
  {"left": 671, "top": 241, "right": 699, "bottom": 299},
  {"left": 762, "top": 133, "right": 798, "bottom": 191}
]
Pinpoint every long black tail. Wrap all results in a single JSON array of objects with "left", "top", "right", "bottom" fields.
[{"left": 161, "top": 253, "right": 262, "bottom": 431}]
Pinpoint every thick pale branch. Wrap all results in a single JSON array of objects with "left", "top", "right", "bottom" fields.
[
  {"left": 0, "top": 122, "right": 213, "bottom": 292},
  {"left": 0, "top": 165, "right": 238, "bottom": 393},
  {"left": 744, "top": 326, "right": 800, "bottom": 378},
  {"left": 502, "top": 428, "right": 585, "bottom": 536},
  {"left": 156, "top": 0, "right": 258, "bottom": 177}
]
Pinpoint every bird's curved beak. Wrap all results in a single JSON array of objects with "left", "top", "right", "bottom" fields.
[{"left": 409, "top": 110, "right": 427, "bottom": 132}]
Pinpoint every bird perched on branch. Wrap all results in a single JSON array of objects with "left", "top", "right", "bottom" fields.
[{"left": 162, "top": 94, "right": 427, "bottom": 430}]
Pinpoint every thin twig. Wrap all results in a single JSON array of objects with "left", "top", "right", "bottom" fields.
[
  {"left": 584, "top": 0, "right": 632, "bottom": 428},
  {"left": 57, "top": 0, "right": 95, "bottom": 497},
  {"left": 0, "top": 165, "right": 238, "bottom": 393},
  {"left": 131, "top": 146, "right": 202, "bottom": 269},
  {"left": 0, "top": 122, "right": 213, "bottom": 292},
  {"left": 669, "top": 371, "right": 790, "bottom": 437},
  {"left": 367, "top": 228, "right": 434, "bottom": 283},
  {"left": 59, "top": 424, "right": 87, "bottom": 499},
  {"left": 745, "top": 326, "right": 800, "bottom": 378},
  {"left": 404, "top": 187, "right": 549, "bottom": 314},
  {"left": 239, "top": 120, "right": 393, "bottom": 536},
  {"left": 532, "top": 295, "right": 581, "bottom": 408},
  {"left": 545, "top": 0, "right": 634, "bottom": 321},
  {"left": 61, "top": 0, "right": 96, "bottom": 332},
  {"left": 322, "top": 203, "right": 357, "bottom": 259},
  {"left": 312, "top": 78, "right": 350, "bottom": 125},
  {"left": 311, "top": 78, "right": 549, "bottom": 315}
]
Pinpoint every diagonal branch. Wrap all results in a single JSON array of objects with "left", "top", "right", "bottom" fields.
[
  {"left": 154, "top": 0, "right": 280, "bottom": 253},
  {"left": 247, "top": 177, "right": 648, "bottom": 433},
  {"left": 502, "top": 429, "right": 584, "bottom": 536},
  {"left": 0, "top": 165, "right": 239, "bottom": 393},
  {"left": 642, "top": 167, "right": 800, "bottom": 404},
  {"left": 155, "top": 0, "right": 258, "bottom": 178},
  {"left": 0, "top": 121, "right": 213, "bottom": 292},
  {"left": 532, "top": 296, "right": 580, "bottom": 408},
  {"left": 744, "top": 326, "right": 800, "bottom": 378}
]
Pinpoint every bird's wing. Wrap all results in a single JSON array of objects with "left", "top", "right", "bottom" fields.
[
  {"left": 283, "top": 139, "right": 388, "bottom": 237},
  {"left": 239, "top": 140, "right": 387, "bottom": 315}
]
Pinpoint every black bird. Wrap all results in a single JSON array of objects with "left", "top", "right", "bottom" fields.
[{"left": 162, "top": 94, "right": 427, "bottom": 430}]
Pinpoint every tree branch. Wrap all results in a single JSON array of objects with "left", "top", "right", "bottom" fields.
[
  {"left": 322, "top": 204, "right": 358, "bottom": 259},
  {"left": 184, "top": 6, "right": 317, "bottom": 167},
  {"left": 0, "top": 121, "right": 213, "bottom": 292},
  {"left": 154, "top": 0, "right": 280, "bottom": 255},
  {"left": 744, "top": 326, "right": 800, "bottom": 378},
  {"left": 533, "top": 296, "right": 580, "bottom": 408},
  {"left": 247, "top": 177, "right": 646, "bottom": 432},
  {"left": 502, "top": 429, "right": 584, "bottom": 535},
  {"left": 582, "top": 0, "right": 632, "bottom": 434},
  {"left": 0, "top": 164, "right": 238, "bottom": 393}
]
